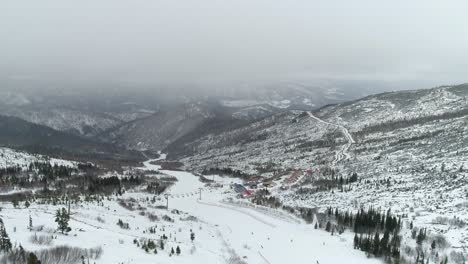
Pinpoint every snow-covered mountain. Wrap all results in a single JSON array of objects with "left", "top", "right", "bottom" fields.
[
  {"left": 0, "top": 84, "right": 467, "bottom": 264},
  {"left": 98, "top": 81, "right": 394, "bottom": 152},
  {"left": 0, "top": 90, "right": 156, "bottom": 137},
  {"left": 0, "top": 147, "right": 76, "bottom": 170},
  {"left": 0, "top": 114, "right": 144, "bottom": 161},
  {"left": 218, "top": 79, "right": 412, "bottom": 110},
  {"left": 174, "top": 84, "right": 468, "bottom": 256},
  {"left": 99, "top": 101, "right": 278, "bottom": 151},
  {"left": 179, "top": 84, "right": 467, "bottom": 171},
  {"left": 0, "top": 79, "right": 395, "bottom": 145}
]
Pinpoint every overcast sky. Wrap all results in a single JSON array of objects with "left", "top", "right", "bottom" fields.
[{"left": 1, "top": 0, "right": 468, "bottom": 88}]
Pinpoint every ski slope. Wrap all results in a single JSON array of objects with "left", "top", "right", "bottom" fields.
[
  {"left": 152, "top": 160, "right": 381, "bottom": 264},
  {"left": 0, "top": 157, "right": 381, "bottom": 264}
]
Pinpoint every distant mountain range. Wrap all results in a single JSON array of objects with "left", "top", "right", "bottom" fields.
[
  {"left": 179, "top": 84, "right": 468, "bottom": 176},
  {"left": 1, "top": 81, "right": 464, "bottom": 163},
  {"left": 0, "top": 115, "right": 144, "bottom": 161},
  {"left": 0, "top": 79, "right": 408, "bottom": 154}
]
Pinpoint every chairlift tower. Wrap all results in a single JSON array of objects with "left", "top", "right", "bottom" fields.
[{"left": 164, "top": 193, "right": 169, "bottom": 209}]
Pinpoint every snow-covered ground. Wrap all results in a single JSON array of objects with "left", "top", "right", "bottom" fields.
[
  {"left": 0, "top": 147, "right": 76, "bottom": 169},
  {"left": 162, "top": 170, "right": 381, "bottom": 264},
  {"left": 307, "top": 111, "right": 355, "bottom": 163},
  {"left": 177, "top": 85, "right": 468, "bottom": 263},
  {"left": 0, "top": 157, "right": 381, "bottom": 264}
]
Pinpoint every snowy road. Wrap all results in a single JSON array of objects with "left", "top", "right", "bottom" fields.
[
  {"left": 143, "top": 159, "right": 381, "bottom": 264},
  {"left": 307, "top": 111, "right": 354, "bottom": 164}
]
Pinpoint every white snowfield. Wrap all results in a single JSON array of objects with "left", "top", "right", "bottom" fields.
[
  {"left": 143, "top": 159, "right": 381, "bottom": 264},
  {"left": 0, "top": 157, "right": 381, "bottom": 264}
]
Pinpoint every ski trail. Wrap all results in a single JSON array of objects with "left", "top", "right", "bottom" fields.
[{"left": 197, "top": 200, "right": 277, "bottom": 228}]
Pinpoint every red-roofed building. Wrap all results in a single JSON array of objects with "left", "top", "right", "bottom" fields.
[{"left": 242, "top": 190, "right": 255, "bottom": 198}]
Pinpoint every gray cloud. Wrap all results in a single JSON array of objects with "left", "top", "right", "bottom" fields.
[{"left": 1, "top": 0, "right": 468, "bottom": 87}]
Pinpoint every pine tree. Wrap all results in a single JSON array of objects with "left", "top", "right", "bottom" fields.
[
  {"left": 19, "top": 244, "right": 26, "bottom": 262},
  {"left": 354, "top": 233, "right": 359, "bottom": 249},
  {"left": 325, "top": 221, "right": 331, "bottom": 232},
  {"left": 373, "top": 232, "right": 380, "bottom": 256},
  {"left": 359, "top": 234, "right": 363, "bottom": 250},
  {"left": 0, "top": 223, "right": 12, "bottom": 253},
  {"left": 380, "top": 230, "right": 390, "bottom": 256},
  {"left": 55, "top": 208, "right": 71, "bottom": 234},
  {"left": 160, "top": 239, "right": 165, "bottom": 250},
  {"left": 416, "top": 228, "right": 425, "bottom": 245},
  {"left": 27, "top": 252, "right": 41, "bottom": 264},
  {"left": 176, "top": 246, "right": 181, "bottom": 255},
  {"left": 29, "top": 215, "right": 33, "bottom": 231},
  {"left": 190, "top": 232, "right": 195, "bottom": 242},
  {"left": 171, "top": 247, "right": 175, "bottom": 256}
]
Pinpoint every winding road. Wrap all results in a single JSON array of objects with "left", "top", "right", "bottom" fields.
[{"left": 307, "top": 111, "right": 354, "bottom": 165}]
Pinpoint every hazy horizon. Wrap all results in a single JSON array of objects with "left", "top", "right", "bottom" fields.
[{"left": 1, "top": 0, "right": 468, "bottom": 91}]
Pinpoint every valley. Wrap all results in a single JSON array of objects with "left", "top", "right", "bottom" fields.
[
  {"left": 0, "top": 153, "right": 378, "bottom": 264},
  {"left": 2, "top": 1, "right": 467, "bottom": 263},
  {"left": 0, "top": 84, "right": 467, "bottom": 264}
]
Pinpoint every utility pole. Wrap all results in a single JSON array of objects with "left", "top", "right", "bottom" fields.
[
  {"left": 165, "top": 194, "right": 169, "bottom": 209},
  {"left": 64, "top": 191, "right": 71, "bottom": 216},
  {"left": 67, "top": 197, "right": 71, "bottom": 216}
]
